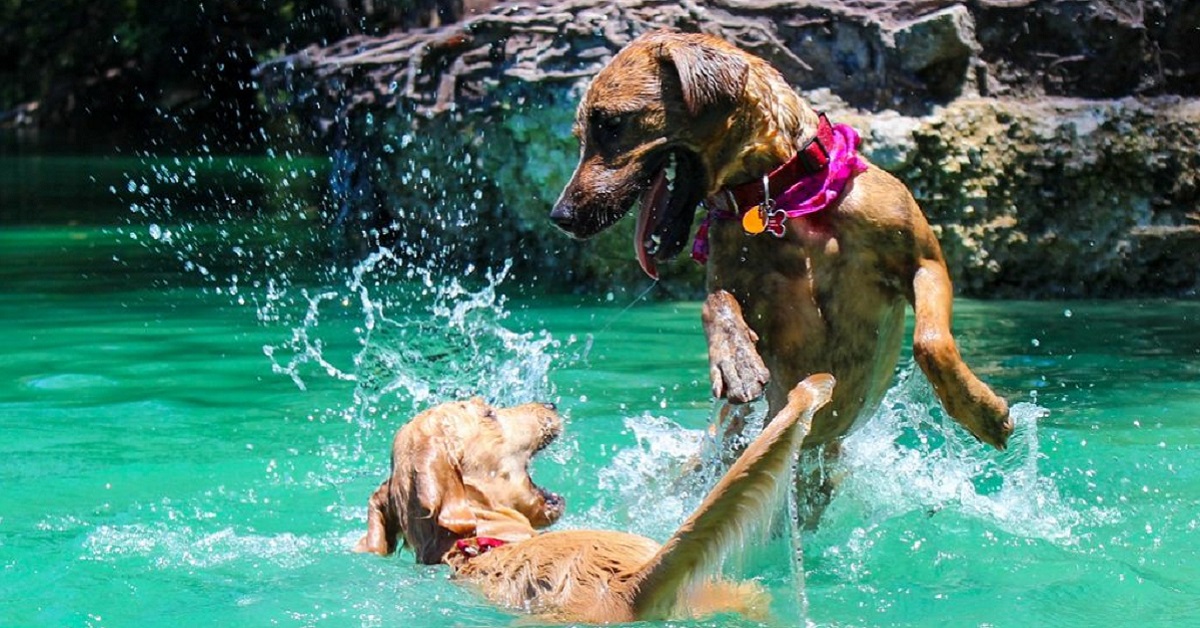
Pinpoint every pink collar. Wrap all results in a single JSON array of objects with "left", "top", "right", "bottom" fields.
[
  {"left": 691, "top": 117, "right": 868, "bottom": 263},
  {"left": 454, "top": 536, "right": 507, "bottom": 558}
]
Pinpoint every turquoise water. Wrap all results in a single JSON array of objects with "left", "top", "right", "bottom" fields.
[{"left": 2, "top": 154, "right": 1199, "bottom": 627}]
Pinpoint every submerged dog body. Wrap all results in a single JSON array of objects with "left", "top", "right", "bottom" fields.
[
  {"left": 357, "top": 376, "right": 835, "bottom": 623},
  {"left": 550, "top": 31, "right": 1012, "bottom": 451}
]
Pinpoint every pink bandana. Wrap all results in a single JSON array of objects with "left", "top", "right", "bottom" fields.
[{"left": 691, "top": 122, "right": 868, "bottom": 264}]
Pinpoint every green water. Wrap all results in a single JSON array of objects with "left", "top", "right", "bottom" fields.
[{"left": 2, "top": 154, "right": 1199, "bottom": 627}]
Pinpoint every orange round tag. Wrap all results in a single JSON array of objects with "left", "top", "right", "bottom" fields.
[{"left": 741, "top": 206, "right": 767, "bottom": 234}]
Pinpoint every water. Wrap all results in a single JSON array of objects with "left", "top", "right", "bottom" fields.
[{"left": 2, "top": 154, "right": 1199, "bottom": 627}]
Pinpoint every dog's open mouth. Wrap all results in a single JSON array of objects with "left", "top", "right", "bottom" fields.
[{"left": 634, "top": 150, "right": 706, "bottom": 279}]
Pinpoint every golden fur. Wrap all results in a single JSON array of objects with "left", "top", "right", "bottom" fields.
[
  {"left": 354, "top": 398, "right": 566, "bottom": 562},
  {"left": 357, "top": 376, "right": 835, "bottom": 623},
  {"left": 550, "top": 31, "right": 1012, "bottom": 455}
]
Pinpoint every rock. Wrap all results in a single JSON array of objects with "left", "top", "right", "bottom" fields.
[
  {"left": 877, "top": 97, "right": 1200, "bottom": 297},
  {"left": 258, "top": 0, "right": 1200, "bottom": 298},
  {"left": 890, "top": 6, "right": 978, "bottom": 100}
]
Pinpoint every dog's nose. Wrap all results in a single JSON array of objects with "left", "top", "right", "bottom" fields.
[
  {"left": 543, "top": 490, "right": 564, "bottom": 509},
  {"left": 542, "top": 402, "right": 557, "bottom": 411},
  {"left": 549, "top": 203, "right": 574, "bottom": 232}
]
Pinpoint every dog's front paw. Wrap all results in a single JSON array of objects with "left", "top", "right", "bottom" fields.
[
  {"left": 703, "top": 291, "right": 770, "bottom": 403},
  {"left": 710, "top": 344, "right": 770, "bottom": 404}
]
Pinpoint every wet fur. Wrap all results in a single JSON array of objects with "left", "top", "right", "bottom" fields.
[
  {"left": 551, "top": 31, "right": 1012, "bottom": 454},
  {"left": 354, "top": 398, "right": 566, "bottom": 562},
  {"left": 357, "top": 376, "right": 834, "bottom": 623}
]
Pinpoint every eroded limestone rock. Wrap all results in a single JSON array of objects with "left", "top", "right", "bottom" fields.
[{"left": 259, "top": 0, "right": 1200, "bottom": 297}]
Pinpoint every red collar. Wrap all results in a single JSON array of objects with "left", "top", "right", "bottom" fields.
[
  {"left": 453, "top": 536, "right": 507, "bottom": 558},
  {"left": 724, "top": 112, "right": 834, "bottom": 212}
]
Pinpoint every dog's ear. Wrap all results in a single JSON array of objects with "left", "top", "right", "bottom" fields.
[
  {"left": 432, "top": 471, "right": 477, "bottom": 537},
  {"left": 414, "top": 447, "right": 477, "bottom": 537},
  {"left": 658, "top": 39, "right": 750, "bottom": 117},
  {"left": 394, "top": 436, "right": 479, "bottom": 563},
  {"left": 471, "top": 506, "right": 539, "bottom": 543},
  {"left": 355, "top": 479, "right": 399, "bottom": 555}
]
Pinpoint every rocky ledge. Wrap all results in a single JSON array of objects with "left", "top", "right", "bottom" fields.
[{"left": 259, "top": 0, "right": 1199, "bottom": 298}]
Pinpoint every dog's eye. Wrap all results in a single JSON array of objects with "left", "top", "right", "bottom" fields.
[{"left": 592, "top": 112, "right": 626, "bottom": 143}]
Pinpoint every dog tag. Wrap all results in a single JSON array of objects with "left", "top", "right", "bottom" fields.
[{"left": 742, "top": 205, "right": 768, "bottom": 235}]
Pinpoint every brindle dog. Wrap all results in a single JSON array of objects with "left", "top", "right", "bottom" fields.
[{"left": 550, "top": 32, "right": 1011, "bottom": 469}]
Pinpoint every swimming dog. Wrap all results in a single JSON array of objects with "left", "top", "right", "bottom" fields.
[{"left": 356, "top": 375, "right": 834, "bottom": 623}]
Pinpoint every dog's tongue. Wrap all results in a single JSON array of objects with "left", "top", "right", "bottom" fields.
[{"left": 635, "top": 168, "right": 669, "bottom": 280}]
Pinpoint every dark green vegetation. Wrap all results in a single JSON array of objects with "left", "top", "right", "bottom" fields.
[{"left": 0, "top": 0, "right": 467, "bottom": 150}]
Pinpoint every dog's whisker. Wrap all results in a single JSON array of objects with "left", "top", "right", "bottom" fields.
[{"left": 596, "top": 280, "right": 659, "bottom": 336}]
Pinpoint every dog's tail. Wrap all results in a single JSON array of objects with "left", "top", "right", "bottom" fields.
[{"left": 628, "top": 373, "right": 835, "bottom": 620}]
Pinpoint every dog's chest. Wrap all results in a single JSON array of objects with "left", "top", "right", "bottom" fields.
[
  {"left": 706, "top": 215, "right": 903, "bottom": 356},
  {"left": 707, "top": 216, "right": 842, "bottom": 285}
]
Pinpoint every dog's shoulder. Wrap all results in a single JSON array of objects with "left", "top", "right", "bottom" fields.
[
  {"left": 840, "top": 163, "right": 917, "bottom": 218},
  {"left": 836, "top": 164, "right": 933, "bottom": 238}
]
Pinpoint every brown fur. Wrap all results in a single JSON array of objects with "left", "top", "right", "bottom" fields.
[
  {"left": 550, "top": 31, "right": 1012, "bottom": 455},
  {"left": 357, "top": 376, "right": 835, "bottom": 623}
]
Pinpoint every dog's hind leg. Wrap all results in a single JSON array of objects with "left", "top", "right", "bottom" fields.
[{"left": 910, "top": 259, "right": 1012, "bottom": 449}]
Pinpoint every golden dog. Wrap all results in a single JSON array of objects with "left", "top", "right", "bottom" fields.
[
  {"left": 549, "top": 32, "right": 1011, "bottom": 464},
  {"left": 356, "top": 376, "right": 834, "bottom": 623}
]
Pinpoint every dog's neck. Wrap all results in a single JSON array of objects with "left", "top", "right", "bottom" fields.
[
  {"left": 467, "top": 505, "right": 540, "bottom": 543},
  {"left": 710, "top": 67, "right": 820, "bottom": 193}
]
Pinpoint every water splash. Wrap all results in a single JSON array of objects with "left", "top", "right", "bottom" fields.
[
  {"left": 819, "top": 366, "right": 1107, "bottom": 550},
  {"left": 83, "top": 523, "right": 332, "bottom": 570},
  {"left": 119, "top": 146, "right": 560, "bottom": 425},
  {"left": 592, "top": 412, "right": 709, "bottom": 537},
  {"left": 588, "top": 365, "right": 1102, "bottom": 565},
  {"left": 118, "top": 153, "right": 330, "bottom": 298},
  {"left": 261, "top": 250, "right": 558, "bottom": 428}
]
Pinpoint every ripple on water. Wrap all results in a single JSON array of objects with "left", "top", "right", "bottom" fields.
[
  {"left": 22, "top": 373, "right": 120, "bottom": 391},
  {"left": 81, "top": 522, "right": 338, "bottom": 570}
]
